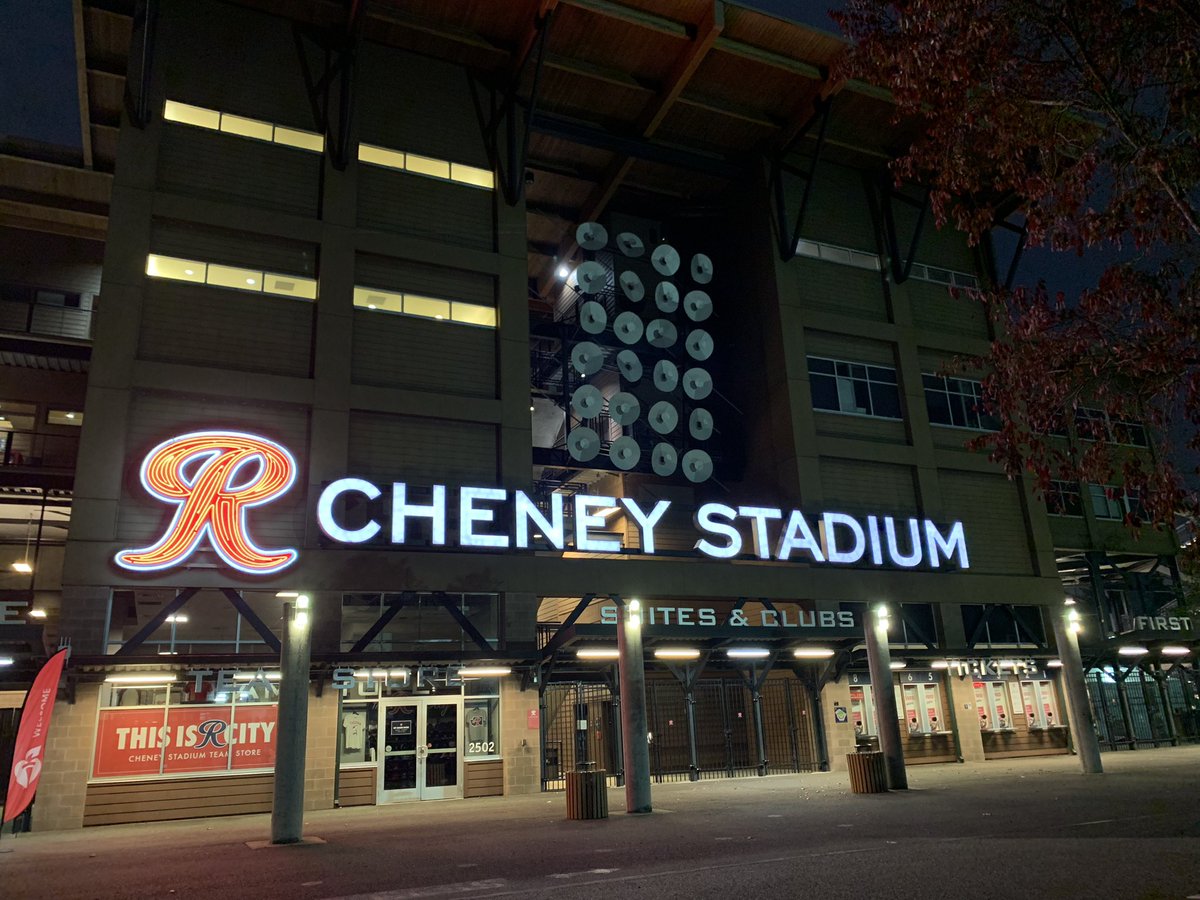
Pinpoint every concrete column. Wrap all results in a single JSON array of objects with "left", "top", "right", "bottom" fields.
[
  {"left": 1051, "top": 606, "right": 1103, "bottom": 773},
  {"left": 946, "top": 673, "right": 986, "bottom": 762},
  {"left": 272, "top": 597, "right": 313, "bottom": 843},
  {"left": 864, "top": 605, "right": 906, "bottom": 789},
  {"left": 616, "top": 598, "right": 652, "bottom": 813}
]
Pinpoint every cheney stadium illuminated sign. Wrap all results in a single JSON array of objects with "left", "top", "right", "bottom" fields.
[
  {"left": 317, "top": 479, "right": 968, "bottom": 569},
  {"left": 117, "top": 431, "right": 969, "bottom": 575}
]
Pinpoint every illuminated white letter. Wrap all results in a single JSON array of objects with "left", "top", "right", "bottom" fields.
[
  {"left": 391, "top": 483, "right": 446, "bottom": 545},
  {"left": 460, "top": 486, "right": 508, "bottom": 548},
  {"left": 924, "top": 520, "right": 969, "bottom": 569},
  {"left": 884, "top": 517, "right": 922, "bottom": 567},
  {"left": 738, "top": 507, "right": 782, "bottom": 559},
  {"left": 775, "top": 510, "right": 825, "bottom": 562},
  {"left": 621, "top": 498, "right": 672, "bottom": 555},
  {"left": 515, "top": 491, "right": 564, "bottom": 550},
  {"left": 822, "top": 512, "right": 865, "bottom": 564},
  {"left": 695, "top": 503, "right": 742, "bottom": 558},
  {"left": 575, "top": 495, "right": 621, "bottom": 553},
  {"left": 866, "top": 515, "right": 884, "bottom": 565},
  {"left": 317, "top": 477, "right": 381, "bottom": 543}
]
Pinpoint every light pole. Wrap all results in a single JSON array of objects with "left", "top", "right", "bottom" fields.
[
  {"left": 863, "top": 603, "right": 907, "bottom": 790},
  {"left": 1052, "top": 600, "right": 1103, "bottom": 774},
  {"left": 271, "top": 594, "right": 312, "bottom": 843}
]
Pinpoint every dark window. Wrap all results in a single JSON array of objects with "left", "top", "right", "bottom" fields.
[{"left": 808, "top": 356, "right": 903, "bottom": 420}]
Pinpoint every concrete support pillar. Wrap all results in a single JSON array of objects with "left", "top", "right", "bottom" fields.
[
  {"left": 609, "top": 666, "right": 625, "bottom": 787},
  {"left": 616, "top": 598, "right": 652, "bottom": 813},
  {"left": 272, "top": 597, "right": 313, "bottom": 843},
  {"left": 864, "top": 605, "right": 906, "bottom": 790},
  {"left": 946, "top": 673, "right": 986, "bottom": 762},
  {"left": 1051, "top": 606, "right": 1103, "bottom": 773}
]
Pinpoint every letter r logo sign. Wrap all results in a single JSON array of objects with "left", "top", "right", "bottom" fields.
[{"left": 116, "top": 430, "right": 299, "bottom": 575}]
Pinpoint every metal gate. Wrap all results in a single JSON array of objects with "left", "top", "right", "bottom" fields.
[
  {"left": 1086, "top": 667, "right": 1194, "bottom": 750},
  {"left": 542, "top": 677, "right": 820, "bottom": 790}
]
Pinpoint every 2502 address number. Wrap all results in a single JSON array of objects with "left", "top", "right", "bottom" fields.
[{"left": 468, "top": 741, "right": 496, "bottom": 754}]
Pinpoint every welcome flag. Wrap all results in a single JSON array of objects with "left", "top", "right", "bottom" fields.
[{"left": 3, "top": 648, "right": 68, "bottom": 824}]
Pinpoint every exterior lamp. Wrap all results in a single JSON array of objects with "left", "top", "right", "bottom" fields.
[
  {"left": 1161, "top": 646, "right": 1190, "bottom": 657},
  {"left": 27, "top": 608, "right": 47, "bottom": 619},
  {"left": 12, "top": 513, "right": 34, "bottom": 574},
  {"left": 233, "top": 671, "right": 283, "bottom": 681},
  {"left": 458, "top": 666, "right": 512, "bottom": 677},
  {"left": 930, "top": 660, "right": 950, "bottom": 669},
  {"left": 0, "top": 657, "right": 14, "bottom": 666},
  {"left": 628, "top": 598, "right": 641, "bottom": 630},
  {"left": 726, "top": 648, "right": 770, "bottom": 659},
  {"left": 577, "top": 647, "right": 620, "bottom": 659},
  {"left": 1117, "top": 645, "right": 1149, "bottom": 657},
  {"left": 275, "top": 591, "right": 299, "bottom": 598},
  {"left": 1067, "top": 608, "right": 1082, "bottom": 634},
  {"left": 793, "top": 647, "right": 835, "bottom": 659},
  {"left": 105, "top": 673, "right": 178, "bottom": 684},
  {"left": 875, "top": 604, "right": 890, "bottom": 627},
  {"left": 889, "top": 661, "right": 907, "bottom": 670},
  {"left": 11, "top": 561, "right": 32, "bottom": 574},
  {"left": 1063, "top": 597, "right": 1077, "bottom": 606},
  {"left": 1047, "top": 659, "right": 1064, "bottom": 667},
  {"left": 293, "top": 594, "right": 310, "bottom": 630},
  {"left": 654, "top": 648, "right": 700, "bottom": 660}
]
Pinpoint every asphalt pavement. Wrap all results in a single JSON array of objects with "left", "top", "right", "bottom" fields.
[{"left": 4, "top": 746, "right": 1200, "bottom": 900}]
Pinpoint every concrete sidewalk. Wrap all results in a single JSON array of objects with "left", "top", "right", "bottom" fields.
[{"left": 4, "top": 746, "right": 1200, "bottom": 899}]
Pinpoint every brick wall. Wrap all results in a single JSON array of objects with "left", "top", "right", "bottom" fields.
[
  {"left": 33, "top": 683, "right": 99, "bottom": 831},
  {"left": 304, "top": 686, "right": 338, "bottom": 811},
  {"left": 500, "top": 677, "right": 540, "bottom": 795},
  {"left": 819, "top": 681, "right": 858, "bottom": 771}
]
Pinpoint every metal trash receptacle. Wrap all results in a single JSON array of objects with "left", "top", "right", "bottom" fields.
[
  {"left": 565, "top": 768, "right": 609, "bottom": 819},
  {"left": 846, "top": 750, "right": 888, "bottom": 793}
]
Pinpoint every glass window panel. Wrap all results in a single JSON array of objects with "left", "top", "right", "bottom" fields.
[
  {"left": 163, "top": 100, "right": 220, "bottom": 130},
  {"left": 926, "top": 389, "right": 952, "bottom": 425},
  {"left": 820, "top": 245, "right": 851, "bottom": 264},
  {"left": 835, "top": 377, "right": 859, "bottom": 412},
  {"left": 870, "top": 383, "right": 901, "bottom": 418},
  {"left": 849, "top": 364, "right": 867, "bottom": 380},
  {"left": 220, "top": 113, "right": 273, "bottom": 141},
  {"left": 809, "top": 374, "right": 838, "bottom": 411},
  {"left": 405, "top": 153, "right": 452, "bottom": 179},
  {"left": 146, "top": 254, "right": 206, "bottom": 283},
  {"left": 807, "top": 357, "right": 834, "bottom": 375},
  {"left": 464, "top": 697, "right": 500, "bottom": 757},
  {"left": 867, "top": 366, "right": 897, "bottom": 384},
  {"left": 273, "top": 126, "right": 324, "bottom": 153},
  {"left": 451, "top": 302, "right": 497, "bottom": 327},
  {"left": 263, "top": 273, "right": 318, "bottom": 300},
  {"left": 795, "top": 240, "right": 821, "bottom": 258},
  {"left": 207, "top": 264, "right": 264, "bottom": 292},
  {"left": 353, "top": 286, "right": 404, "bottom": 313},
  {"left": 404, "top": 294, "right": 451, "bottom": 320},
  {"left": 47, "top": 409, "right": 83, "bottom": 426},
  {"left": 852, "top": 379, "right": 873, "bottom": 414},
  {"left": 450, "top": 163, "right": 495, "bottom": 189},
  {"left": 359, "top": 143, "right": 405, "bottom": 170},
  {"left": 340, "top": 704, "right": 377, "bottom": 764}
]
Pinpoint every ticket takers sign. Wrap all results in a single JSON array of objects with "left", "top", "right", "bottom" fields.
[{"left": 115, "top": 431, "right": 969, "bottom": 575}]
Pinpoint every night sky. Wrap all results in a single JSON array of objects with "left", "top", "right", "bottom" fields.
[{"left": 0, "top": 0, "right": 81, "bottom": 150}]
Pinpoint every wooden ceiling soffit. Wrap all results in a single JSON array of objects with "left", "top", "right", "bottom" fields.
[{"left": 538, "top": 0, "right": 725, "bottom": 294}]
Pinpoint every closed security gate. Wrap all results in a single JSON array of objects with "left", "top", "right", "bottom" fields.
[{"left": 542, "top": 677, "right": 819, "bottom": 791}]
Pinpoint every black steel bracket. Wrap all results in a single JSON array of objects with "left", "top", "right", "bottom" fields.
[
  {"left": 469, "top": 6, "right": 555, "bottom": 205},
  {"left": 437, "top": 593, "right": 496, "bottom": 653},
  {"left": 124, "top": 0, "right": 158, "bottom": 128},
  {"left": 220, "top": 588, "right": 282, "bottom": 654},
  {"left": 540, "top": 593, "right": 597, "bottom": 658},
  {"left": 292, "top": 0, "right": 364, "bottom": 171},
  {"left": 350, "top": 591, "right": 416, "bottom": 652},
  {"left": 768, "top": 96, "right": 833, "bottom": 262},
  {"left": 876, "top": 176, "right": 930, "bottom": 284},
  {"left": 114, "top": 587, "right": 199, "bottom": 656}
]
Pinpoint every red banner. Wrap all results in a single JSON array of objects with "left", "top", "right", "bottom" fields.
[
  {"left": 4, "top": 648, "right": 69, "bottom": 823},
  {"left": 92, "top": 704, "right": 277, "bottom": 779}
]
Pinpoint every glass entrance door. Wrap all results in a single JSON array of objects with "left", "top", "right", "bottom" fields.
[{"left": 377, "top": 697, "right": 463, "bottom": 803}]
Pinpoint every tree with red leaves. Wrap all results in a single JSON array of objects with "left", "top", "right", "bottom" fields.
[{"left": 833, "top": 0, "right": 1200, "bottom": 530}]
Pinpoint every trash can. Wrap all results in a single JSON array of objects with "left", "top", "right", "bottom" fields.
[
  {"left": 565, "top": 768, "right": 609, "bottom": 819},
  {"left": 846, "top": 750, "right": 888, "bottom": 793}
]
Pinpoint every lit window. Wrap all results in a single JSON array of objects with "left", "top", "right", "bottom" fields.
[
  {"left": 451, "top": 302, "right": 497, "bottom": 327},
  {"left": 220, "top": 113, "right": 273, "bottom": 141},
  {"left": 163, "top": 100, "right": 220, "bottom": 130},
  {"left": 404, "top": 153, "right": 451, "bottom": 180},
  {"left": 263, "top": 273, "right": 318, "bottom": 300},
  {"left": 161, "top": 100, "right": 323, "bottom": 154},
  {"left": 146, "top": 254, "right": 315, "bottom": 301},
  {"left": 923, "top": 373, "right": 998, "bottom": 430},
  {"left": 357, "top": 142, "right": 493, "bottom": 191},
  {"left": 404, "top": 294, "right": 451, "bottom": 321},
  {"left": 353, "top": 287, "right": 404, "bottom": 313},
  {"left": 450, "top": 163, "right": 495, "bottom": 190},
  {"left": 47, "top": 409, "right": 83, "bottom": 427},
  {"left": 207, "top": 264, "right": 263, "bottom": 292},
  {"left": 146, "top": 254, "right": 206, "bottom": 283},
  {"left": 794, "top": 239, "right": 881, "bottom": 271},
  {"left": 358, "top": 144, "right": 406, "bottom": 170},
  {"left": 808, "top": 356, "right": 902, "bottom": 419},
  {"left": 273, "top": 126, "right": 324, "bottom": 153}
]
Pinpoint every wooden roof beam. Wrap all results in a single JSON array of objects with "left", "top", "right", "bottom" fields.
[
  {"left": 538, "top": 1, "right": 725, "bottom": 293},
  {"left": 0, "top": 155, "right": 113, "bottom": 205},
  {"left": 562, "top": 0, "right": 689, "bottom": 37}
]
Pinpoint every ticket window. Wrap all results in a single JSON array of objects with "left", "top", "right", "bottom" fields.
[
  {"left": 850, "top": 686, "right": 877, "bottom": 738},
  {"left": 1019, "top": 679, "right": 1062, "bottom": 729},
  {"left": 974, "top": 681, "right": 1016, "bottom": 731},
  {"left": 901, "top": 683, "right": 946, "bottom": 735}
]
